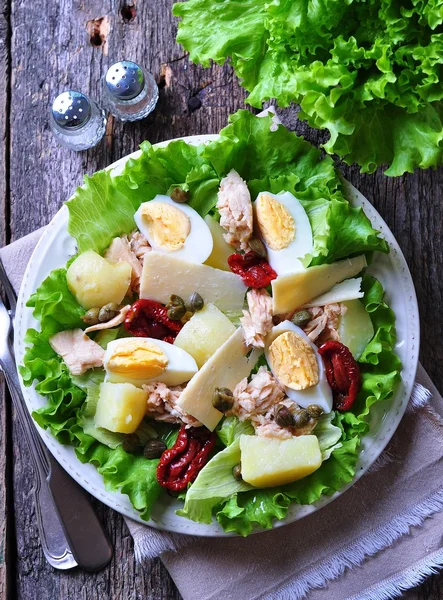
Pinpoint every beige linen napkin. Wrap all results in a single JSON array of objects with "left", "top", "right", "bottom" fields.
[{"left": 2, "top": 231, "right": 443, "bottom": 600}]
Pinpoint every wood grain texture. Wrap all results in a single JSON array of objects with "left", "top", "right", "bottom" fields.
[
  {"left": 0, "top": 0, "right": 8, "bottom": 248},
  {"left": 0, "top": 0, "right": 10, "bottom": 598},
  {"left": 0, "top": 385, "right": 10, "bottom": 600},
  {"left": 3, "top": 0, "right": 442, "bottom": 598}
]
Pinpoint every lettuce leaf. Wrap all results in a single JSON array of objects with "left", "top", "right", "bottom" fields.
[
  {"left": 177, "top": 438, "right": 254, "bottom": 524},
  {"left": 353, "top": 275, "right": 403, "bottom": 430},
  {"left": 314, "top": 412, "right": 343, "bottom": 460},
  {"left": 216, "top": 415, "right": 254, "bottom": 447},
  {"left": 26, "top": 268, "right": 85, "bottom": 334},
  {"left": 173, "top": 0, "right": 269, "bottom": 93},
  {"left": 67, "top": 171, "right": 139, "bottom": 255},
  {"left": 173, "top": 0, "right": 443, "bottom": 175},
  {"left": 77, "top": 443, "right": 163, "bottom": 519},
  {"left": 19, "top": 268, "right": 88, "bottom": 445}
]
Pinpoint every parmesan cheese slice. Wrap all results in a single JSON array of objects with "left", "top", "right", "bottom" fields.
[
  {"left": 271, "top": 255, "right": 367, "bottom": 315},
  {"left": 178, "top": 328, "right": 262, "bottom": 431},
  {"left": 303, "top": 277, "right": 363, "bottom": 308},
  {"left": 140, "top": 252, "right": 247, "bottom": 313}
]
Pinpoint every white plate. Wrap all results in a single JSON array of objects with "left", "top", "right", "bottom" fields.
[{"left": 14, "top": 135, "right": 419, "bottom": 536}]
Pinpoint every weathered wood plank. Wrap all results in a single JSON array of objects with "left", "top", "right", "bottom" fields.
[
  {"left": 0, "top": 0, "right": 11, "bottom": 598},
  {"left": 0, "top": 0, "right": 8, "bottom": 248},
  {"left": 0, "top": 390, "right": 10, "bottom": 599},
  {"left": 5, "top": 0, "right": 443, "bottom": 599}
]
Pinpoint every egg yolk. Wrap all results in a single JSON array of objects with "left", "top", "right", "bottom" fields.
[
  {"left": 268, "top": 331, "right": 319, "bottom": 390},
  {"left": 107, "top": 340, "right": 168, "bottom": 380},
  {"left": 255, "top": 194, "right": 295, "bottom": 251},
  {"left": 140, "top": 202, "right": 191, "bottom": 251}
]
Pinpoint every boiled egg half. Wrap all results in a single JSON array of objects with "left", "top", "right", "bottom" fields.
[
  {"left": 265, "top": 321, "right": 333, "bottom": 413},
  {"left": 253, "top": 191, "right": 312, "bottom": 275},
  {"left": 104, "top": 337, "right": 198, "bottom": 388},
  {"left": 134, "top": 195, "right": 213, "bottom": 264}
]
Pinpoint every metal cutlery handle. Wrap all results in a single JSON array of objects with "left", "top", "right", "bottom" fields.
[
  {"left": 0, "top": 259, "right": 16, "bottom": 319},
  {"left": 2, "top": 350, "right": 50, "bottom": 473},
  {"left": 1, "top": 352, "right": 76, "bottom": 569},
  {"left": 32, "top": 476, "right": 77, "bottom": 569},
  {"left": 46, "top": 455, "right": 114, "bottom": 571},
  {"left": 2, "top": 348, "right": 113, "bottom": 571}
]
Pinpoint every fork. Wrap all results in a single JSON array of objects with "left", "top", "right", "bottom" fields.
[{"left": 0, "top": 257, "right": 113, "bottom": 571}]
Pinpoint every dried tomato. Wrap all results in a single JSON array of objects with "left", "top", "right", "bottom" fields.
[
  {"left": 157, "top": 426, "right": 217, "bottom": 491},
  {"left": 318, "top": 341, "right": 361, "bottom": 411},
  {"left": 228, "top": 252, "right": 277, "bottom": 288},
  {"left": 124, "top": 299, "right": 183, "bottom": 342}
]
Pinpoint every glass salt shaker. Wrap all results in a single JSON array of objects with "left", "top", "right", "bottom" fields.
[
  {"left": 49, "top": 91, "right": 107, "bottom": 151},
  {"left": 103, "top": 60, "right": 159, "bottom": 122}
]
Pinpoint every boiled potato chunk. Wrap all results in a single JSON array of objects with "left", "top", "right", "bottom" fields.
[
  {"left": 174, "top": 303, "right": 235, "bottom": 368},
  {"left": 67, "top": 250, "right": 132, "bottom": 310},
  {"left": 94, "top": 382, "right": 148, "bottom": 434},
  {"left": 240, "top": 434, "right": 322, "bottom": 487},
  {"left": 339, "top": 299, "right": 374, "bottom": 359},
  {"left": 204, "top": 215, "right": 233, "bottom": 271}
]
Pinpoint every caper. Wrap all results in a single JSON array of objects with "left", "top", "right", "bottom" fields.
[
  {"left": 232, "top": 463, "right": 243, "bottom": 481},
  {"left": 274, "top": 405, "right": 295, "bottom": 428},
  {"left": 82, "top": 307, "right": 100, "bottom": 325},
  {"left": 122, "top": 433, "right": 141, "bottom": 454},
  {"left": 249, "top": 237, "right": 267, "bottom": 259},
  {"left": 143, "top": 439, "right": 167, "bottom": 460},
  {"left": 167, "top": 304, "right": 187, "bottom": 321},
  {"left": 306, "top": 404, "right": 324, "bottom": 419},
  {"left": 168, "top": 294, "right": 185, "bottom": 307},
  {"left": 107, "top": 302, "right": 121, "bottom": 312},
  {"left": 170, "top": 187, "right": 190, "bottom": 204},
  {"left": 188, "top": 292, "right": 204, "bottom": 312},
  {"left": 291, "top": 310, "right": 312, "bottom": 329},
  {"left": 98, "top": 302, "right": 120, "bottom": 323},
  {"left": 212, "top": 387, "right": 234, "bottom": 412},
  {"left": 293, "top": 408, "right": 310, "bottom": 428}
]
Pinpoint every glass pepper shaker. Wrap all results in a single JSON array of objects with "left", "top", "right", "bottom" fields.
[
  {"left": 49, "top": 91, "right": 107, "bottom": 151},
  {"left": 103, "top": 60, "right": 159, "bottom": 122}
]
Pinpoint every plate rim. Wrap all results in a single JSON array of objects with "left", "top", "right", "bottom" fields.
[{"left": 14, "top": 134, "right": 419, "bottom": 537}]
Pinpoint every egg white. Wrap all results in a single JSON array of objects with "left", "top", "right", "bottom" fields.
[
  {"left": 134, "top": 195, "right": 213, "bottom": 264},
  {"left": 104, "top": 337, "right": 198, "bottom": 388},
  {"left": 265, "top": 321, "right": 333, "bottom": 413},
  {"left": 254, "top": 191, "right": 312, "bottom": 276}
]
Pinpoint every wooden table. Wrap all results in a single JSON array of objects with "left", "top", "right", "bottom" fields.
[{"left": 0, "top": 1, "right": 442, "bottom": 598}]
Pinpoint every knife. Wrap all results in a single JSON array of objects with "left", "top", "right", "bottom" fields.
[{"left": 0, "top": 259, "right": 113, "bottom": 571}]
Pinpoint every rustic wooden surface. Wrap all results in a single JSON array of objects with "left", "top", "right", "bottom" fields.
[
  {"left": 0, "top": 1, "right": 441, "bottom": 598},
  {"left": 0, "top": 0, "right": 10, "bottom": 598}
]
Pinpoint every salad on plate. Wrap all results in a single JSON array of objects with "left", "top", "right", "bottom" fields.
[{"left": 20, "top": 111, "right": 402, "bottom": 535}]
